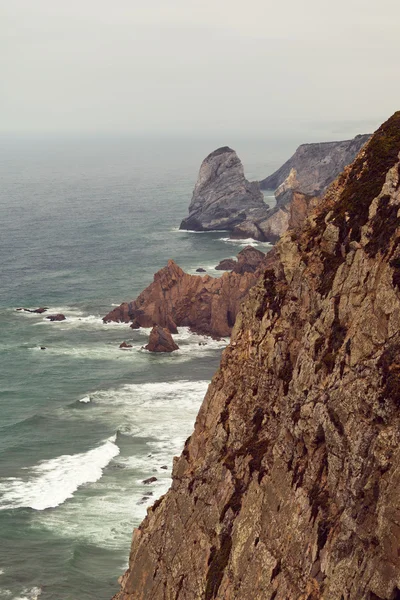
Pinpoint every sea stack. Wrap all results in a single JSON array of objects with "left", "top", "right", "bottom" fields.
[
  {"left": 179, "top": 147, "right": 268, "bottom": 231},
  {"left": 145, "top": 325, "right": 179, "bottom": 353},
  {"left": 112, "top": 112, "right": 400, "bottom": 600}
]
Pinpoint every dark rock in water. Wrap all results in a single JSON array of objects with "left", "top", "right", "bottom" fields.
[
  {"left": 196, "top": 268, "right": 206, "bottom": 273},
  {"left": 145, "top": 325, "right": 179, "bottom": 353},
  {"left": 160, "top": 465, "right": 168, "bottom": 470},
  {"left": 215, "top": 258, "right": 237, "bottom": 271},
  {"left": 40, "top": 346, "right": 46, "bottom": 350},
  {"left": 45, "top": 314, "right": 66, "bottom": 322},
  {"left": 233, "top": 245, "right": 265, "bottom": 274},
  {"left": 143, "top": 477, "right": 157, "bottom": 485},
  {"left": 119, "top": 341, "right": 133, "bottom": 349},
  {"left": 180, "top": 147, "right": 268, "bottom": 232}
]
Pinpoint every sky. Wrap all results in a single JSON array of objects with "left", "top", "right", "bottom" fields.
[{"left": 1, "top": 0, "right": 399, "bottom": 136}]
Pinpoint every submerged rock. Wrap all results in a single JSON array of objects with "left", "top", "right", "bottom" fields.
[
  {"left": 145, "top": 325, "right": 179, "bottom": 353},
  {"left": 196, "top": 268, "right": 206, "bottom": 273},
  {"left": 179, "top": 147, "right": 268, "bottom": 232}
]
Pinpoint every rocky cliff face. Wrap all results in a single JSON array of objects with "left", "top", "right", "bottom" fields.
[
  {"left": 234, "top": 134, "right": 372, "bottom": 243},
  {"left": 179, "top": 147, "right": 268, "bottom": 231},
  {"left": 103, "top": 247, "right": 270, "bottom": 338},
  {"left": 112, "top": 112, "right": 400, "bottom": 600},
  {"left": 260, "top": 134, "right": 371, "bottom": 197}
]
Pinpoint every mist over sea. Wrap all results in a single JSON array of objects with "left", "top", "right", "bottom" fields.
[{"left": 0, "top": 129, "right": 359, "bottom": 599}]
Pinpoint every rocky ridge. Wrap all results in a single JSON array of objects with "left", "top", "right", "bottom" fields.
[
  {"left": 179, "top": 147, "right": 268, "bottom": 232},
  {"left": 112, "top": 112, "right": 400, "bottom": 599},
  {"left": 103, "top": 247, "right": 270, "bottom": 338}
]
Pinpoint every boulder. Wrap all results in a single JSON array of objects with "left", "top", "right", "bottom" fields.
[
  {"left": 45, "top": 314, "right": 66, "bottom": 322},
  {"left": 196, "top": 268, "right": 206, "bottom": 273},
  {"left": 145, "top": 325, "right": 179, "bottom": 353}
]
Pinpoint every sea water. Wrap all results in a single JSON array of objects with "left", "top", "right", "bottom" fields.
[{"left": 0, "top": 133, "right": 295, "bottom": 599}]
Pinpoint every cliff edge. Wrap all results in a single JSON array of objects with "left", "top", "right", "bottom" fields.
[{"left": 114, "top": 112, "right": 400, "bottom": 599}]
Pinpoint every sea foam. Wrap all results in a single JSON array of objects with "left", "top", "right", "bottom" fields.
[{"left": 0, "top": 437, "right": 119, "bottom": 511}]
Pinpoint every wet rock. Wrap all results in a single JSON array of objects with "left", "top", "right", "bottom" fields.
[
  {"left": 196, "top": 268, "right": 206, "bottom": 273},
  {"left": 45, "top": 314, "right": 66, "bottom": 322},
  {"left": 142, "top": 477, "right": 157, "bottom": 485},
  {"left": 145, "top": 325, "right": 179, "bottom": 353},
  {"left": 40, "top": 346, "right": 46, "bottom": 350},
  {"left": 119, "top": 341, "right": 133, "bottom": 349}
]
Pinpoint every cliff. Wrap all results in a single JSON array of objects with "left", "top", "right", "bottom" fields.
[
  {"left": 112, "top": 111, "right": 400, "bottom": 599},
  {"left": 260, "top": 134, "right": 371, "bottom": 197},
  {"left": 179, "top": 147, "right": 268, "bottom": 231},
  {"left": 103, "top": 247, "right": 270, "bottom": 338}
]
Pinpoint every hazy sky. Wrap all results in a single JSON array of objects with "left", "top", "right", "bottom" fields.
[{"left": 1, "top": 0, "right": 399, "bottom": 135}]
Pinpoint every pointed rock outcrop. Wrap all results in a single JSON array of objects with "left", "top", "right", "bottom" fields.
[{"left": 179, "top": 146, "right": 268, "bottom": 231}]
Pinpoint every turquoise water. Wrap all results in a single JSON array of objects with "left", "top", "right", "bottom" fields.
[{"left": 0, "top": 134, "right": 290, "bottom": 600}]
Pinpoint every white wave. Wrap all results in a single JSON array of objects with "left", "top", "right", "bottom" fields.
[
  {"left": 171, "top": 227, "right": 229, "bottom": 233},
  {"left": 11, "top": 588, "right": 41, "bottom": 600},
  {"left": 0, "top": 569, "right": 4, "bottom": 576},
  {"left": 35, "top": 380, "right": 208, "bottom": 548},
  {"left": 0, "top": 437, "right": 119, "bottom": 511},
  {"left": 79, "top": 396, "right": 91, "bottom": 403},
  {"left": 219, "top": 236, "right": 273, "bottom": 247}
]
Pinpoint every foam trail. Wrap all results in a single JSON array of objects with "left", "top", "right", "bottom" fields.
[
  {"left": 79, "top": 396, "right": 91, "bottom": 404},
  {"left": 0, "top": 437, "right": 119, "bottom": 511},
  {"left": 11, "top": 588, "right": 42, "bottom": 600}
]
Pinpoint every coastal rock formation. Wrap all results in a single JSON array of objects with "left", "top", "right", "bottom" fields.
[
  {"left": 179, "top": 147, "right": 268, "bottom": 231},
  {"left": 112, "top": 113, "right": 400, "bottom": 599},
  {"left": 145, "top": 325, "right": 179, "bottom": 353},
  {"left": 16, "top": 307, "right": 48, "bottom": 314},
  {"left": 103, "top": 249, "right": 270, "bottom": 338},
  {"left": 215, "top": 247, "right": 265, "bottom": 273},
  {"left": 260, "top": 133, "right": 371, "bottom": 197}
]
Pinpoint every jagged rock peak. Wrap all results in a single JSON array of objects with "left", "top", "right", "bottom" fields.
[
  {"left": 112, "top": 112, "right": 400, "bottom": 600},
  {"left": 179, "top": 146, "right": 267, "bottom": 232}
]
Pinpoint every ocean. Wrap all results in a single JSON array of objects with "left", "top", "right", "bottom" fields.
[{"left": 0, "top": 132, "right": 317, "bottom": 600}]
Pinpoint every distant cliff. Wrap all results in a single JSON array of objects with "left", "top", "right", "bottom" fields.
[
  {"left": 179, "top": 147, "right": 269, "bottom": 232},
  {"left": 260, "top": 134, "right": 371, "bottom": 198},
  {"left": 113, "top": 112, "right": 400, "bottom": 599}
]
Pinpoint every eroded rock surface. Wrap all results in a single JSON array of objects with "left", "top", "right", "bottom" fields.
[
  {"left": 145, "top": 325, "right": 179, "bottom": 353},
  {"left": 103, "top": 249, "right": 270, "bottom": 338},
  {"left": 113, "top": 112, "right": 400, "bottom": 600},
  {"left": 179, "top": 147, "right": 268, "bottom": 232}
]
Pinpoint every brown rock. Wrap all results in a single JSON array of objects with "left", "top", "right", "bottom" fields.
[
  {"left": 144, "top": 325, "right": 179, "bottom": 353},
  {"left": 103, "top": 253, "right": 270, "bottom": 338},
  {"left": 215, "top": 258, "right": 237, "bottom": 271},
  {"left": 112, "top": 112, "right": 400, "bottom": 600},
  {"left": 165, "top": 315, "right": 178, "bottom": 334},
  {"left": 16, "top": 307, "right": 48, "bottom": 314},
  {"left": 119, "top": 341, "right": 132, "bottom": 349},
  {"left": 45, "top": 314, "right": 66, "bottom": 322}
]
